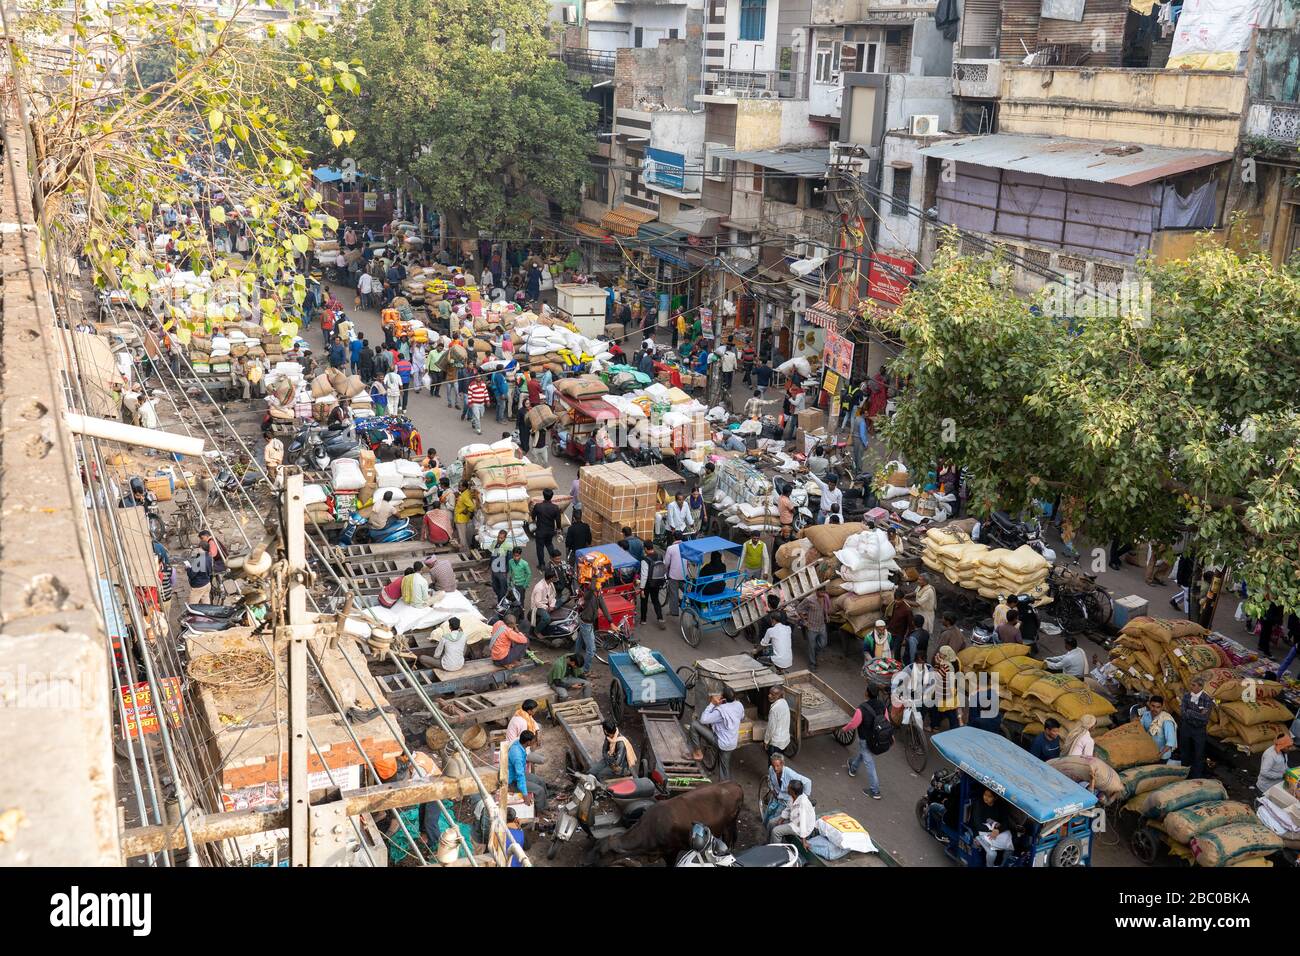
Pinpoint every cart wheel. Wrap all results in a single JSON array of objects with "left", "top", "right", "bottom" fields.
[
  {"left": 1050, "top": 837, "right": 1085, "bottom": 868},
  {"left": 833, "top": 728, "right": 855, "bottom": 746},
  {"left": 915, "top": 796, "right": 931, "bottom": 832},
  {"left": 758, "top": 781, "right": 775, "bottom": 812},
  {"left": 721, "top": 617, "right": 741, "bottom": 638},
  {"left": 564, "top": 749, "right": 576, "bottom": 774},
  {"left": 783, "top": 736, "right": 800, "bottom": 759},
  {"left": 681, "top": 610, "right": 702, "bottom": 648},
  {"left": 609, "top": 680, "right": 626, "bottom": 725},
  {"left": 1130, "top": 827, "right": 1159, "bottom": 865},
  {"left": 676, "top": 665, "right": 698, "bottom": 691},
  {"left": 700, "top": 740, "right": 719, "bottom": 772}
]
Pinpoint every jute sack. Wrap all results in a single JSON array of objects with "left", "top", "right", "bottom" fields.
[
  {"left": 1190, "top": 821, "right": 1283, "bottom": 867},
  {"left": 1119, "top": 763, "right": 1190, "bottom": 800},
  {"left": 311, "top": 373, "right": 334, "bottom": 398},
  {"left": 1139, "top": 778, "right": 1227, "bottom": 819},
  {"left": 804, "top": 522, "right": 866, "bottom": 556},
  {"left": 1218, "top": 699, "right": 1294, "bottom": 727},
  {"left": 526, "top": 404, "right": 558, "bottom": 431},
  {"left": 1163, "top": 800, "right": 1256, "bottom": 845},
  {"left": 842, "top": 591, "right": 886, "bottom": 617},
  {"left": 1095, "top": 720, "right": 1162, "bottom": 770},
  {"left": 344, "top": 374, "right": 367, "bottom": 398},
  {"left": 526, "top": 473, "right": 558, "bottom": 493},
  {"left": 1049, "top": 756, "right": 1124, "bottom": 802}
]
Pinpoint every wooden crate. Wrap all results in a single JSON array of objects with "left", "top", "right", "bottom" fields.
[{"left": 145, "top": 476, "right": 173, "bottom": 501}]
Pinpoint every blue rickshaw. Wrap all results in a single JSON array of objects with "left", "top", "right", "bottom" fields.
[
  {"left": 917, "top": 727, "right": 1100, "bottom": 867},
  {"left": 677, "top": 536, "right": 745, "bottom": 648}
]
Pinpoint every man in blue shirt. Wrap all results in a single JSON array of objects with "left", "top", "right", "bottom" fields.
[
  {"left": 1029, "top": 718, "right": 1062, "bottom": 760},
  {"left": 853, "top": 407, "right": 870, "bottom": 472},
  {"left": 329, "top": 339, "right": 346, "bottom": 369},
  {"left": 349, "top": 336, "right": 364, "bottom": 373},
  {"left": 1138, "top": 695, "right": 1178, "bottom": 762},
  {"left": 762, "top": 753, "right": 813, "bottom": 832},
  {"left": 508, "top": 730, "right": 548, "bottom": 811},
  {"left": 491, "top": 368, "right": 508, "bottom": 422}
]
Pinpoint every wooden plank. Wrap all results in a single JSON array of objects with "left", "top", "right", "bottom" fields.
[
  {"left": 642, "top": 711, "right": 691, "bottom": 763},
  {"left": 438, "top": 681, "right": 556, "bottom": 726}
]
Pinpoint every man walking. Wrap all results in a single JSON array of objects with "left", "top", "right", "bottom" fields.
[
  {"left": 465, "top": 369, "right": 489, "bottom": 435},
  {"left": 529, "top": 488, "right": 563, "bottom": 566},
  {"left": 841, "top": 694, "right": 887, "bottom": 799}
]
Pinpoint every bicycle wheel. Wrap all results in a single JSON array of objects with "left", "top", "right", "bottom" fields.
[
  {"left": 700, "top": 739, "right": 719, "bottom": 772},
  {"left": 609, "top": 679, "right": 626, "bottom": 724},
  {"left": 681, "top": 610, "right": 702, "bottom": 648},
  {"left": 904, "top": 721, "right": 929, "bottom": 774},
  {"left": 676, "top": 665, "right": 697, "bottom": 691}
]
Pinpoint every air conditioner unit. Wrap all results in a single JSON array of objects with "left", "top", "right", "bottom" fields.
[
  {"left": 758, "top": 88, "right": 779, "bottom": 99},
  {"left": 910, "top": 114, "right": 940, "bottom": 136}
]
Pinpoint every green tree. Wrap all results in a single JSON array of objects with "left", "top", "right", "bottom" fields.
[
  {"left": 16, "top": 0, "right": 361, "bottom": 319},
  {"left": 879, "top": 236, "right": 1300, "bottom": 614},
  {"left": 313, "top": 0, "right": 595, "bottom": 235}
]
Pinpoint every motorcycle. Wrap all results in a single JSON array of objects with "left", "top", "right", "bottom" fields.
[
  {"left": 675, "top": 823, "right": 802, "bottom": 868},
  {"left": 773, "top": 476, "right": 815, "bottom": 533},
  {"left": 336, "top": 510, "right": 416, "bottom": 546},
  {"left": 547, "top": 769, "right": 660, "bottom": 860},
  {"left": 978, "top": 511, "right": 1055, "bottom": 560},
  {"left": 532, "top": 604, "right": 581, "bottom": 650}
]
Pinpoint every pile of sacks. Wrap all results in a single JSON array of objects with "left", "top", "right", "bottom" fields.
[
  {"left": 773, "top": 522, "right": 899, "bottom": 637},
  {"left": 710, "top": 459, "right": 780, "bottom": 537},
  {"left": 922, "top": 526, "right": 1050, "bottom": 604},
  {"left": 1122, "top": 774, "right": 1282, "bottom": 866},
  {"left": 518, "top": 321, "right": 612, "bottom": 374},
  {"left": 460, "top": 439, "right": 531, "bottom": 549},
  {"left": 958, "top": 643, "right": 1116, "bottom": 737},
  {"left": 1109, "top": 616, "right": 1294, "bottom": 754},
  {"left": 302, "top": 366, "right": 371, "bottom": 422}
]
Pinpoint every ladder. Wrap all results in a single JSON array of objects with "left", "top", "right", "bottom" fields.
[
  {"left": 375, "top": 662, "right": 532, "bottom": 700},
  {"left": 729, "top": 565, "right": 823, "bottom": 631}
]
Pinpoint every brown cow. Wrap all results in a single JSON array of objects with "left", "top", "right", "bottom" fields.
[{"left": 588, "top": 781, "right": 744, "bottom": 867}]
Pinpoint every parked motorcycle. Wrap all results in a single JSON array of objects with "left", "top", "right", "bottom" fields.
[
  {"left": 675, "top": 823, "right": 802, "bottom": 868},
  {"left": 336, "top": 510, "right": 416, "bottom": 546},
  {"left": 547, "top": 770, "right": 660, "bottom": 860},
  {"left": 978, "top": 510, "right": 1054, "bottom": 559}
]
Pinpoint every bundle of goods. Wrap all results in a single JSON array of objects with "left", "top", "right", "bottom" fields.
[
  {"left": 709, "top": 458, "right": 779, "bottom": 537},
  {"left": 1108, "top": 616, "right": 1293, "bottom": 753},
  {"left": 578, "top": 461, "right": 657, "bottom": 543},
  {"left": 460, "top": 439, "right": 531, "bottom": 548},
  {"left": 957, "top": 643, "right": 1116, "bottom": 737},
  {"left": 553, "top": 374, "right": 610, "bottom": 401},
  {"left": 1125, "top": 776, "right": 1282, "bottom": 866},
  {"left": 829, "top": 528, "right": 901, "bottom": 636},
  {"left": 1048, "top": 756, "right": 1124, "bottom": 803},
  {"left": 374, "top": 459, "right": 429, "bottom": 520},
  {"left": 517, "top": 322, "right": 611, "bottom": 374},
  {"left": 303, "top": 482, "right": 336, "bottom": 525},
  {"left": 1256, "top": 780, "right": 1300, "bottom": 847},
  {"left": 518, "top": 460, "right": 567, "bottom": 512},
  {"left": 921, "top": 526, "right": 1051, "bottom": 604}
]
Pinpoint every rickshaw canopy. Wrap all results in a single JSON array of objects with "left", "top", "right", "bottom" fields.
[
  {"left": 680, "top": 536, "right": 744, "bottom": 564},
  {"left": 931, "top": 727, "right": 1098, "bottom": 824},
  {"left": 575, "top": 543, "right": 638, "bottom": 572},
  {"left": 555, "top": 392, "right": 621, "bottom": 422}
]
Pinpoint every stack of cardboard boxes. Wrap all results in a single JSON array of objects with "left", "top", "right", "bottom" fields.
[{"left": 578, "top": 462, "right": 658, "bottom": 544}]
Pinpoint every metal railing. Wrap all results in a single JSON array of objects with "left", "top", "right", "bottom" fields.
[
  {"left": 707, "top": 69, "right": 806, "bottom": 100},
  {"left": 560, "top": 48, "right": 617, "bottom": 76}
]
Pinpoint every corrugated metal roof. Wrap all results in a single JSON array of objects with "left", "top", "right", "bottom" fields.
[
  {"left": 599, "top": 205, "right": 658, "bottom": 237},
  {"left": 714, "top": 147, "right": 831, "bottom": 178},
  {"left": 919, "top": 134, "right": 1232, "bottom": 186}
]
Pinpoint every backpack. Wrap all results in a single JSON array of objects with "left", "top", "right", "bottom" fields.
[
  {"left": 865, "top": 703, "right": 894, "bottom": 755},
  {"left": 647, "top": 559, "right": 668, "bottom": 585}
]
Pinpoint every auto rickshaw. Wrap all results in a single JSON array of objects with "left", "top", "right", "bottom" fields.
[
  {"left": 917, "top": 727, "right": 1100, "bottom": 867},
  {"left": 551, "top": 392, "right": 621, "bottom": 463}
]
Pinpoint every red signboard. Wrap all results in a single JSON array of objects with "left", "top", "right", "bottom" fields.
[
  {"left": 120, "top": 677, "right": 184, "bottom": 738},
  {"left": 868, "top": 253, "right": 915, "bottom": 305}
]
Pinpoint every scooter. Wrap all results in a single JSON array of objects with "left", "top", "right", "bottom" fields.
[
  {"left": 532, "top": 604, "right": 581, "bottom": 649},
  {"left": 336, "top": 510, "right": 416, "bottom": 546},
  {"left": 547, "top": 769, "right": 660, "bottom": 860},
  {"left": 675, "top": 823, "right": 802, "bottom": 868}
]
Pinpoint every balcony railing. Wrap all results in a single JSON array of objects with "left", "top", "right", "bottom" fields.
[
  {"left": 1246, "top": 101, "right": 1300, "bottom": 145},
  {"left": 707, "top": 69, "right": 806, "bottom": 100},
  {"left": 561, "top": 48, "right": 617, "bottom": 76}
]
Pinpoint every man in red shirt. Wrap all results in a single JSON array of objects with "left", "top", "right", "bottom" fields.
[
  {"left": 320, "top": 307, "right": 336, "bottom": 347},
  {"left": 466, "top": 368, "right": 490, "bottom": 435}
]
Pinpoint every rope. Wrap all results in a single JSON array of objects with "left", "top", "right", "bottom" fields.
[{"left": 188, "top": 650, "right": 276, "bottom": 689}]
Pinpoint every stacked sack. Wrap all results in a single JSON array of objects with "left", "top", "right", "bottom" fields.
[
  {"left": 1109, "top": 616, "right": 1293, "bottom": 753},
  {"left": 374, "top": 459, "right": 429, "bottom": 522},
  {"left": 709, "top": 458, "right": 779, "bottom": 538},
  {"left": 773, "top": 523, "right": 899, "bottom": 638},
  {"left": 1125, "top": 777, "right": 1282, "bottom": 866},
  {"left": 921, "top": 527, "right": 1051, "bottom": 604},
  {"left": 520, "top": 460, "right": 570, "bottom": 514},
  {"left": 305, "top": 366, "right": 369, "bottom": 423},
  {"left": 460, "top": 439, "right": 531, "bottom": 549},
  {"left": 958, "top": 644, "right": 1116, "bottom": 737}
]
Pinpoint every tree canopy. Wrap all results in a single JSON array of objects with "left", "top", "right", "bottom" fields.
[
  {"left": 879, "top": 238, "right": 1300, "bottom": 614},
  {"left": 309, "top": 0, "right": 595, "bottom": 234}
]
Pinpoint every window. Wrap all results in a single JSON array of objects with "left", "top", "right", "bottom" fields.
[
  {"left": 669, "top": 28, "right": 679, "bottom": 40},
  {"left": 808, "top": 178, "right": 829, "bottom": 209},
  {"left": 634, "top": 27, "right": 644, "bottom": 47},
  {"left": 739, "top": 0, "right": 766, "bottom": 41},
  {"left": 890, "top": 168, "right": 912, "bottom": 216},
  {"left": 814, "top": 39, "right": 841, "bottom": 83},
  {"left": 764, "top": 172, "right": 798, "bottom": 206},
  {"left": 590, "top": 156, "right": 610, "bottom": 205},
  {"left": 750, "top": 164, "right": 763, "bottom": 192}
]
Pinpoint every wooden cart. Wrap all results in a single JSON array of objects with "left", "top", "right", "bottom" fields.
[
  {"left": 436, "top": 681, "right": 555, "bottom": 726},
  {"left": 638, "top": 709, "right": 711, "bottom": 793},
  {"left": 781, "top": 669, "right": 857, "bottom": 758},
  {"left": 551, "top": 697, "right": 608, "bottom": 773}
]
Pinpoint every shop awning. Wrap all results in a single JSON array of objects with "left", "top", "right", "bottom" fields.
[
  {"left": 711, "top": 147, "right": 832, "bottom": 179},
  {"left": 600, "top": 205, "right": 658, "bottom": 237},
  {"left": 919, "top": 134, "right": 1232, "bottom": 187},
  {"left": 804, "top": 299, "right": 850, "bottom": 333},
  {"left": 572, "top": 221, "right": 611, "bottom": 241}
]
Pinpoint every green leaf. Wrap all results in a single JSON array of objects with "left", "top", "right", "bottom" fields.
[
  {"left": 338, "top": 72, "right": 359, "bottom": 95},
  {"left": 324, "top": 114, "right": 339, "bottom": 130},
  {"left": 208, "top": 109, "right": 224, "bottom": 131},
  {"left": 330, "top": 130, "right": 343, "bottom": 148},
  {"left": 291, "top": 234, "right": 309, "bottom": 253},
  {"left": 210, "top": 206, "right": 226, "bottom": 224}
]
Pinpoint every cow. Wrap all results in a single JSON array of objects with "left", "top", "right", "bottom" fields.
[{"left": 587, "top": 781, "right": 745, "bottom": 867}]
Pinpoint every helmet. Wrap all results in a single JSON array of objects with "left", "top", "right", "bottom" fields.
[{"left": 688, "top": 822, "right": 712, "bottom": 854}]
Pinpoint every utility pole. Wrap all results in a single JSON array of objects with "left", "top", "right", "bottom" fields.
[{"left": 281, "top": 470, "right": 312, "bottom": 866}]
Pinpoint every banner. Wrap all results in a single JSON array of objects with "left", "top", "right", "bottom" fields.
[
  {"left": 822, "top": 330, "right": 854, "bottom": 379},
  {"left": 868, "top": 254, "right": 915, "bottom": 305},
  {"left": 1167, "top": 0, "right": 1268, "bottom": 71},
  {"left": 120, "top": 677, "right": 184, "bottom": 739}
]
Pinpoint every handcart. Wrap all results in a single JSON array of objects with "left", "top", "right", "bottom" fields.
[{"left": 607, "top": 648, "right": 687, "bottom": 723}]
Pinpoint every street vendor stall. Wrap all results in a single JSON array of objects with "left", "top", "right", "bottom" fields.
[{"left": 552, "top": 392, "right": 621, "bottom": 463}]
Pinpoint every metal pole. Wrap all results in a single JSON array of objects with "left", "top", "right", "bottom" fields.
[{"left": 284, "top": 471, "right": 311, "bottom": 866}]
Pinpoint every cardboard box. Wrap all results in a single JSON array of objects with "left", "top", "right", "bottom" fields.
[
  {"left": 1110, "top": 594, "right": 1150, "bottom": 631},
  {"left": 797, "top": 408, "right": 824, "bottom": 434}
]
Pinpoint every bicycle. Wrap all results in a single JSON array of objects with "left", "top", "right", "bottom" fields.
[
  {"left": 897, "top": 698, "right": 929, "bottom": 774},
  {"left": 594, "top": 616, "right": 636, "bottom": 665}
]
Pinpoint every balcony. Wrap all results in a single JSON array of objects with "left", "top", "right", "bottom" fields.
[
  {"left": 1245, "top": 102, "right": 1300, "bottom": 146},
  {"left": 705, "top": 69, "right": 807, "bottom": 101},
  {"left": 951, "top": 59, "right": 1002, "bottom": 100},
  {"left": 560, "top": 48, "right": 617, "bottom": 77}
]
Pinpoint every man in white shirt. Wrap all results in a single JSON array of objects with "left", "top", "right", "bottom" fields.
[
  {"left": 664, "top": 533, "right": 686, "bottom": 617},
  {"left": 528, "top": 571, "right": 557, "bottom": 632},
  {"left": 431, "top": 617, "right": 467, "bottom": 672},
  {"left": 666, "top": 492, "right": 692, "bottom": 534},
  {"left": 689, "top": 688, "right": 745, "bottom": 780},
  {"left": 759, "top": 614, "right": 794, "bottom": 670},
  {"left": 809, "top": 472, "right": 843, "bottom": 525},
  {"left": 764, "top": 685, "right": 791, "bottom": 756},
  {"left": 720, "top": 347, "right": 738, "bottom": 390},
  {"left": 357, "top": 270, "right": 374, "bottom": 309},
  {"left": 768, "top": 779, "right": 816, "bottom": 844},
  {"left": 1045, "top": 636, "right": 1089, "bottom": 678}
]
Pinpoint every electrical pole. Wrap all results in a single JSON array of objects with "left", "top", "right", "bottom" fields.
[{"left": 282, "top": 470, "right": 311, "bottom": 866}]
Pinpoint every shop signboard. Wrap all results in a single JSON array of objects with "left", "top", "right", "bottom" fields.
[
  {"left": 363, "top": 192, "right": 378, "bottom": 212},
  {"left": 645, "top": 148, "right": 686, "bottom": 191},
  {"left": 120, "top": 677, "right": 183, "bottom": 738},
  {"left": 822, "top": 330, "right": 854, "bottom": 380},
  {"left": 868, "top": 253, "right": 915, "bottom": 305}
]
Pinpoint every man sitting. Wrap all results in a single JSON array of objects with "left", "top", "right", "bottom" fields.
[
  {"left": 590, "top": 720, "right": 637, "bottom": 780},
  {"left": 490, "top": 615, "right": 530, "bottom": 667},
  {"left": 767, "top": 779, "right": 816, "bottom": 846}
]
